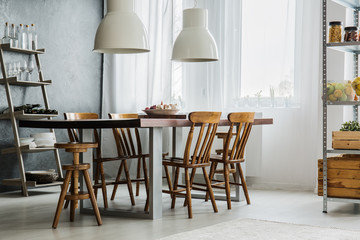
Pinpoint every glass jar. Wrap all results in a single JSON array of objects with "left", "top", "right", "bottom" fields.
[
  {"left": 344, "top": 26, "right": 358, "bottom": 42},
  {"left": 328, "top": 21, "right": 343, "bottom": 43}
]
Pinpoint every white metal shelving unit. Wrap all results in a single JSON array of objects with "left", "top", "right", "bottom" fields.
[
  {"left": 322, "top": 0, "right": 360, "bottom": 212},
  {"left": 0, "top": 43, "right": 63, "bottom": 196}
]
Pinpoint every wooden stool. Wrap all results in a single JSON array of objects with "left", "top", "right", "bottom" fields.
[{"left": 52, "top": 142, "right": 102, "bottom": 229}]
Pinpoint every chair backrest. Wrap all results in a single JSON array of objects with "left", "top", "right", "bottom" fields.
[
  {"left": 223, "top": 112, "right": 255, "bottom": 161},
  {"left": 108, "top": 113, "right": 141, "bottom": 158},
  {"left": 64, "top": 113, "right": 101, "bottom": 158},
  {"left": 184, "top": 112, "right": 221, "bottom": 165}
]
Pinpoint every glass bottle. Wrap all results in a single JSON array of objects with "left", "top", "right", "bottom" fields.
[
  {"left": 1, "top": 22, "right": 10, "bottom": 44},
  {"left": 26, "top": 25, "right": 32, "bottom": 50},
  {"left": 20, "top": 24, "right": 27, "bottom": 49},
  {"left": 31, "top": 24, "right": 37, "bottom": 50},
  {"left": 10, "top": 24, "right": 18, "bottom": 48},
  {"left": 16, "top": 25, "right": 22, "bottom": 48}
]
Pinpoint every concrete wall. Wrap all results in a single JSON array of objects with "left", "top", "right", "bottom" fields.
[{"left": 0, "top": 0, "right": 102, "bottom": 193}]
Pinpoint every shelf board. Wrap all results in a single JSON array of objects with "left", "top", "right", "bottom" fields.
[
  {"left": 0, "top": 77, "right": 52, "bottom": 86},
  {"left": 327, "top": 148, "right": 360, "bottom": 154},
  {"left": 1, "top": 145, "right": 56, "bottom": 155},
  {"left": 327, "top": 42, "right": 360, "bottom": 53},
  {"left": 0, "top": 43, "right": 45, "bottom": 54},
  {"left": 0, "top": 110, "right": 58, "bottom": 120},
  {"left": 327, "top": 101, "right": 360, "bottom": 105},
  {"left": 328, "top": 197, "right": 360, "bottom": 204},
  {"left": 1, "top": 178, "right": 62, "bottom": 187},
  {"left": 332, "top": 0, "right": 360, "bottom": 9}
]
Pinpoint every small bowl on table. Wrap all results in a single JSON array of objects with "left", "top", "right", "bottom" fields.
[{"left": 143, "top": 109, "right": 179, "bottom": 116}]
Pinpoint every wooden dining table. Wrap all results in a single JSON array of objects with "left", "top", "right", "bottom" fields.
[{"left": 19, "top": 116, "right": 273, "bottom": 219}]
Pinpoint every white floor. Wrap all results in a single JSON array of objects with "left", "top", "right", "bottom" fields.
[{"left": 1, "top": 185, "right": 360, "bottom": 240}]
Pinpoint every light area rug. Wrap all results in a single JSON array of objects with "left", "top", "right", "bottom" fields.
[{"left": 159, "top": 219, "right": 360, "bottom": 240}]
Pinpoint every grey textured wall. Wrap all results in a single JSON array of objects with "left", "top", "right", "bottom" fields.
[{"left": 0, "top": 0, "right": 102, "bottom": 193}]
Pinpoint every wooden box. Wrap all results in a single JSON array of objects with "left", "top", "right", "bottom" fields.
[
  {"left": 332, "top": 131, "right": 360, "bottom": 149},
  {"left": 318, "top": 155, "right": 360, "bottom": 198}
]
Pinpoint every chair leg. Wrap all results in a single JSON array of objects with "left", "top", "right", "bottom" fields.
[
  {"left": 52, "top": 170, "right": 72, "bottom": 229},
  {"left": 224, "top": 163, "right": 232, "bottom": 209},
  {"left": 142, "top": 156, "right": 150, "bottom": 212},
  {"left": 111, "top": 160, "right": 124, "bottom": 200},
  {"left": 205, "top": 162, "right": 217, "bottom": 202},
  {"left": 64, "top": 182, "right": 72, "bottom": 209},
  {"left": 184, "top": 168, "right": 192, "bottom": 219},
  {"left": 123, "top": 160, "right": 135, "bottom": 205},
  {"left": 164, "top": 165, "right": 173, "bottom": 204},
  {"left": 99, "top": 162, "right": 108, "bottom": 208},
  {"left": 203, "top": 167, "right": 218, "bottom": 213},
  {"left": 171, "top": 167, "right": 180, "bottom": 209},
  {"left": 184, "top": 168, "right": 197, "bottom": 207},
  {"left": 94, "top": 161, "right": 100, "bottom": 199},
  {"left": 70, "top": 198, "right": 75, "bottom": 222},
  {"left": 83, "top": 170, "right": 102, "bottom": 226},
  {"left": 136, "top": 157, "right": 141, "bottom": 196},
  {"left": 238, "top": 163, "right": 250, "bottom": 204}
]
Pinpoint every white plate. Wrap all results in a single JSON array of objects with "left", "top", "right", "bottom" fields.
[
  {"left": 31, "top": 133, "right": 55, "bottom": 140},
  {"left": 143, "top": 109, "right": 179, "bottom": 116}
]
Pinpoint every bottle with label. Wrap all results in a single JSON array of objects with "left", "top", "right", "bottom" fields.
[
  {"left": 1, "top": 22, "right": 11, "bottom": 44},
  {"left": 31, "top": 24, "right": 37, "bottom": 50},
  {"left": 26, "top": 25, "right": 32, "bottom": 50},
  {"left": 20, "top": 24, "right": 27, "bottom": 49}
]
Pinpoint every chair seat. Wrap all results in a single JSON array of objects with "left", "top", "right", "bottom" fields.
[
  {"left": 55, "top": 142, "right": 98, "bottom": 149},
  {"left": 62, "top": 163, "right": 90, "bottom": 171},
  {"left": 162, "top": 157, "right": 210, "bottom": 168},
  {"left": 210, "top": 154, "right": 244, "bottom": 163}
]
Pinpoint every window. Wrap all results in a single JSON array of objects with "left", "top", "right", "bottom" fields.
[
  {"left": 171, "top": 0, "right": 297, "bottom": 110},
  {"left": 241, "top": 0, "right": 296, "bottom": 100}
]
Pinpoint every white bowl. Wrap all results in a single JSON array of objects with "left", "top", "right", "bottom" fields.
[
  {"left": 19, "top": 137, "right": 34, "bottom": 146},
  {"left": 35, "top": 139, "right": 56, "bottom": 148},
  {"left": 31, "top": 133, "right": 55, "bottom": 140}
]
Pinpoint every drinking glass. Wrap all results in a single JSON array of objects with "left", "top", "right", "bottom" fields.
[
  {"left": 16, "top": 62, "right": 21, "bottom": 78},
  {"left": 20, "top": 60, "right": 27, "bottom": 81},
  {"left": 26, "top": 55, "right": 34, "bottom": 81},
  {"left": 12, "top": 62, "right": 18, "bottom": 77},
  {"left": 7, "top": 63, "right": 13, "bottom": 77}
]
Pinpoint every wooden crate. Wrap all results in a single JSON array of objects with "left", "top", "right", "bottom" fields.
[
  {"left": 332, "top": 131, "right": 360, "bottom": 149},
  {"left": 318, "top": 155, "right": 360, "bottom": 199}
]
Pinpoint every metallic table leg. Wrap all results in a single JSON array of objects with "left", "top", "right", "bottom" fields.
[
  {"left": 149, "top": 127, "right": 163, "bottom": 219},
  {"left": 80, "top": 129, "right": 93, "bottom": 210}
]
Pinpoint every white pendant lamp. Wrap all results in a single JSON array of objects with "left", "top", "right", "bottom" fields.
[
  {"left": 93, "top": 0, "right": 150, "bottom": 54},
  {"left": 172, "top": 8, "right": 219, "bottom": 62}
]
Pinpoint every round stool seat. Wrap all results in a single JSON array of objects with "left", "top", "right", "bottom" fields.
[
  {"left": 62, "top": 163, "right": 90, "bottom": 171},
  {"left": 55, "top": 142, "right": 98, "bottom": 149}
]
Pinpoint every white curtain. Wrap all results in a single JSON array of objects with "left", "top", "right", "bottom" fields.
[
  {"left": 175, "top": 0, "right": 242, "bottom": 112},
  {"left": 101, "top": 0, "right": 173, "bottom": 176}
]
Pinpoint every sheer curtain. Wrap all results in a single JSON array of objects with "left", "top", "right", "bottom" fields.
[
  {"left": 173, "top": 0, "right": 242, "bottom": 112},
  {"left": 101, "top": 0, "right": 173, "bottom": 175}
]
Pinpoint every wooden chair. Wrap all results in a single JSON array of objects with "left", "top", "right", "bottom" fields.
[
  {"left": 64, "top": 113, "right": 128, "bottom": 209},
  {"left": 108, "top": 113, "right": 152, "bottom": 211},
  {"left": 52, "top": 142, "right": 102, "bottom": 229},
  {"left": 162, "top": 111, "right": 221, "bottom": 218},
  {"left": 206, "top": 112, "right": 255, "bottom": 209}
]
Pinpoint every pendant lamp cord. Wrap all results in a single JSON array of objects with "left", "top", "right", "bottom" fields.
[{"left": 193, "top": 0, "right": 197, "bottom": 8}]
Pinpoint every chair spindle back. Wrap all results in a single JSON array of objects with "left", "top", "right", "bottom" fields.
[
  {"left": 184, "top": 112, "right": 221, "bottom": 165},
  {"left": 223, "top": 112, "right": 255, "bottom": 161},
  {"left": 108, "top": 113, "right": 142, "bottom": 158},
  {"left": 64, "top": 113, "right": 101, "bottom": 159}
]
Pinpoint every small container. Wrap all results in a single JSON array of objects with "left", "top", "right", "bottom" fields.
[
  {"left": 329, "top": 21, "right": 343, "bottom": 43},
  {"left": 344, "top": 26, "right": 358, "bottom": 42}
]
